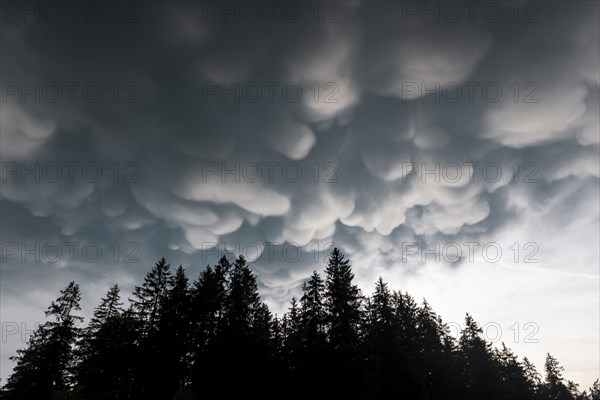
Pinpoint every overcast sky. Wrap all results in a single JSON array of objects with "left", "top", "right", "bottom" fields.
[{"left": 1, "top": 0, "right": 599, "bottom": 388}]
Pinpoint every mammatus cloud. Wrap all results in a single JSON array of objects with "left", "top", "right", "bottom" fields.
[{"left": 1, "top": 0, "right": 598, "bottom": 387}]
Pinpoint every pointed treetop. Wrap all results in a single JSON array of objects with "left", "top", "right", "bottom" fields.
[
  {"left": 45, "top": 281, "right": 84, "bottom": 324},
  {"left": 89, "top": 284, "right": 123, "bottom": 330}
]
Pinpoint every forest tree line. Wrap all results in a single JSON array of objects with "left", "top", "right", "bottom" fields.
[{"left": 3, "top": 248, "right": 599, "bottom": 400}]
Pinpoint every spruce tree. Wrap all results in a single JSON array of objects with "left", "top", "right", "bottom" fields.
[
  {"left": 300, "top": 271, "right": 326, "bottom": 347},
  {"left": 365, "top": 278, "right": 398, "bottom": 398},
  {"left": 87, "top": 284, "right": 122, "bottom": 332},
  {"left": 541, "top": 353, "right": 573, "bottom": 400},
  {"left": 495, "top": 343, "right": 537, "bottom": 400},
  {"left": 459, "top": 313, "right": 499, "bottom": 400},
  {"left": 223, "top": 255, "right": 262, "bottom": 340},
  {"left": 415, "top": 300, "right": 446, "bottom": 398},
  {"left": 589, "top": 379, "right": 600, "bottom": 400},
  {"left": 215, "top": 255, "right": 270, "bottom": 399},
  {"left": 324, "top": 248, "right": 362, "bottom": 348},
  {"left": 128, "top": 258, "right": 174, "bottom": 397},
  {"left": 189, "top": 257, "right": 230, "bottom": 394},
  {"left": 367, "top": 278, "right": 394, "bottom": 348},
  {"left": 75, "top": 284, "right": 137, "bottom": 400},
  {"left": 322, "top": 248, "right": 371, "bottom": 399},
  {"left": 523, "top": 356, "right": 543, "bottom": 392},
  {"left": 286, "top": 296, "right": 302, "bottom": 351},
  {"left": 4, "top": 282, "right": 83, "bottom": 400},
  {"left": 129, "top": 257, "right": 173, "bottom": 335},
  {"left": 159, "top": 265, "right": 192, "bottom": 394}
]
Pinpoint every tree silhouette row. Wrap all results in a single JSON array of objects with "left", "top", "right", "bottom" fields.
[{"left": 4, "top": 248, "right": 599, "bottom": 400}]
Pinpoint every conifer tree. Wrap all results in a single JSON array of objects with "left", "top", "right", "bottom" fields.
[
  {"left": 192, "top": 256, "right": 230, "bottom": 345},
  {"left": 283, "top": 295, "right": 304, "bottom": 388},
  {"left": 523, "top": 356, "right": 543, "bottom": 392},
  {"left": 223, "top": 255, "right": 262, "bottom": 340},
  {"left": 300, "top": 271, "right": 326, "bottom": 347},
  {"left": 568, "top": 380, "right": 585, "bottom": 400},
  {"left": 415, "top": 300, "right": 446, "bottom": 397},
  {"left": 495, "top": 343, "right": 537, "bottom": 399},
  {"left": 88, "top": 284, "right": 122, "bottom": 332},
  {"left": 159, "top": 265, "right": 192, "bottom": 393},
  {"left": 365, "top": 278, "right": 399, "bottom": 398},
  {"left": 589, "top": 379, "right": 600, "bottom": 400},
  {"left": 286, "top": 296, "right": 302, "bottom": 346},
  {"left": 189, "top": 257, "right": 230, "bottom": 394},
  {"left": 129, "top": 257, "right": 173, "bottom": 335},
  {"left": 370, "top": 278, "right": 393, "bottom": 336},
  {"left": 459, "top": 313, "right": 499, "bottom": 400},
  {"left": 391, "top": 290, "right": 421, "bottom": 395},
  {"left": 215, "top": 255, "right": 270, "bottom": 399},
  {"left": 4, "top": 282, "right": 83, "bottom": 400},
  {"left": 541, "top": 353, "right": 573, "bottom": 400},
  {"left": 324, "top": 248, "right": 362, "bottom": 348},
  {"left": 75, "top": 284, "right": 138, "bottom": 400},
  {"left": 128, "top": 258, "right": 174, "bottom": 397}
]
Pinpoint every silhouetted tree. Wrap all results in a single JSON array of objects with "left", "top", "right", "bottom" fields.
[
  {"left": 300, "top": 271, "right": 326, "bottom": 347},
  {"left": 459, "top": 313, "right": 500, "bottom": 400},
  {"left": 323, "top": 248, "right": 372, "bottom": 399},
  {"left": 568, "top": 380, "right": 586, "bottom": 400},
  {"left": 414, "top": 300, "right": 448, "bottom": 398},
  {"left": 4, "top": 282, "right": 83, "bottom": 400},
  {"left": 390, "top": 290, "right": 422, "bottom": 398},
  {"left": 159, "top": 265, "right": 192, "bottom": 394},
  {"left": 217, "top": 255, "right": 272, "bottom": 399},
  {"left": 365, "top": 278, "right": 396, "bottom": 398},
  {"left": 523, "top": 356, "right": 543, "bottom": 392},
  {"left": 75, "top": 284, "right": 137, "bottom": 400},
  {"left": 540, "top": 353, "right": 573, "bottom": 400},
  {"left": 366, "top": 278, "right": 394, "bottom": 346},
  {"left": 128, "top": 257, "right": 174, "bottom": 398},
  {"left": 189, "top": 257, "right": 230, "bottom": 395},
  {"left": 324, "top": 248, "right": 362, "bottom": 348},
  {"left": 589, "top": 379, "right": 600, "bottom": 400},
  {"left": 129, "top": 257, "right": 173, "bottom": 334},
  {"left": 495, "top": 343, "right": 538, "bottom": 400},
  {"left": 289, "top": 272, "right": 329, "bottom": 396},
  {"left": 285, "top": 296, "right": 302, "bottom": 360}
]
